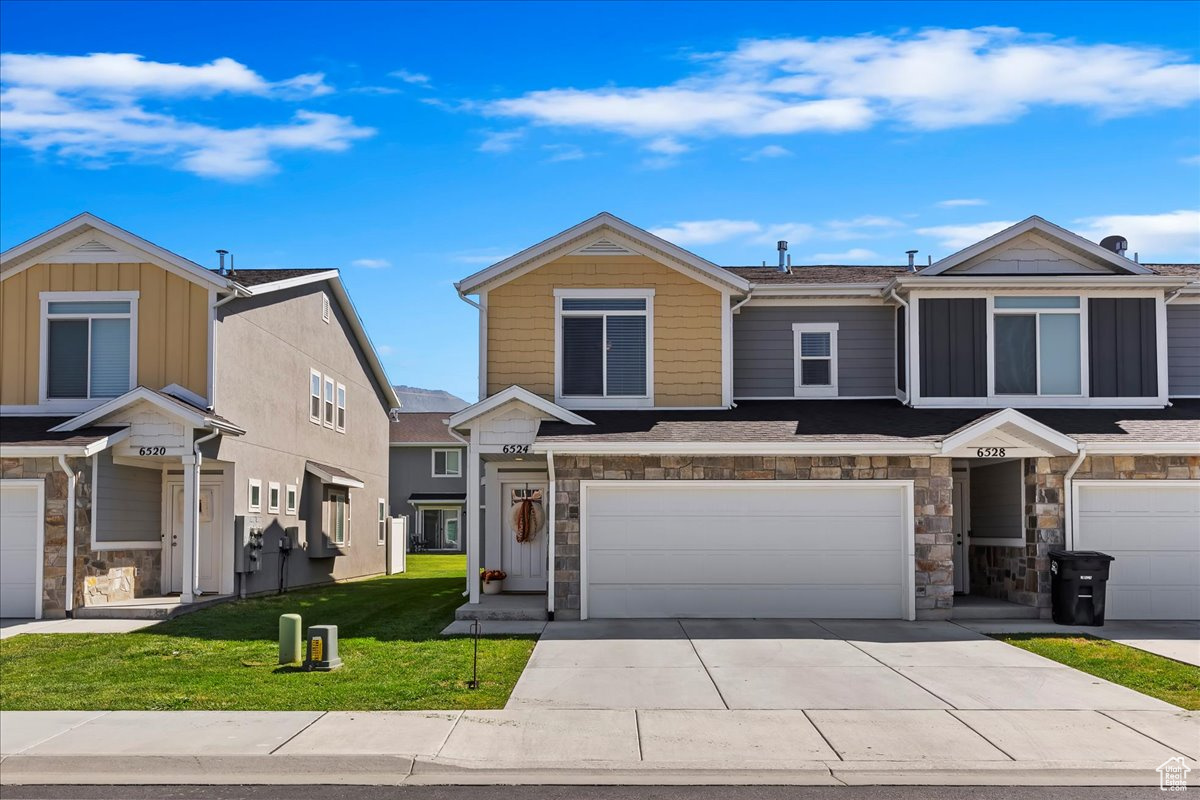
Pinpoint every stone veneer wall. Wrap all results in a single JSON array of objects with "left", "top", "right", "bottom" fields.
[
  {"left": 551, "top": 455, "right": 955, "bottom": 621},
  {"left": 968, "top": 455, "right": 1199, "bottom": 613},
  {"left": 1, "top": 456, "right": 162, "bottom": 616}
]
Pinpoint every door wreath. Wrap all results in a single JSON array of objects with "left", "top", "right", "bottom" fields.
[{"left": 510, "top": 488, "right": 545, "bottom": 543}]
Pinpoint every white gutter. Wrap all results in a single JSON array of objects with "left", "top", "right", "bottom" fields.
[
  {"left": 1062, "top": 445, "right": 1087, "bottom": 550},
  {"left": 546, "top": 450, "right": 556, "bottom": 618},
  {"left": 191, "top": 428, "right": 222, "bottom": 597},
  {"left": 56, "top": 456, "right": 77, "bottom": 615},
  {"left": 212, "top": 285, "right": 252, "bottom": 309},
  {"left": 730, "top": 292, "right": 753, "bottom": 315},
  {"left": 894, "top": 275, "right": 1189, "bottom": 288},
  {"left": 456, "top": 288, "right": 481, "bottom": 311}
]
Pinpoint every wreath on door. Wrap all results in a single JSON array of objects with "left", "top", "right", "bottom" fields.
[{"left": 510, "top": 488, "right": 545, "bottom": 543}]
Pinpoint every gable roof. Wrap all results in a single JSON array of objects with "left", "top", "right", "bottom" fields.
[
  {"left": 0, "top": 212, "right": 233, "bottom": 290},
  {"left": 390, "top": 411, "right": 459, "bottom": 444},
  {"left": 449, "top": 385, "right": 593, "bottom": 429},
  {"left": 919, "top": 216, "right": 1154, "bottom": 276},
  {"left": 455, "top": 212, "right": 750, "bottom": 295},
  {"left": 49, "top": 386, "right": 246, "bottom": 434}
]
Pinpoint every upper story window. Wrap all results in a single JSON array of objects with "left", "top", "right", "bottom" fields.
[
  {"left": 555, "top": 289, "right": 653, "bottom": 407},
  {"left": 309, "top": 370, "right": 322, "bottom": 424},
  {"left": 992, "top": 296, "right": 1081, "bottom": 396},
  {"left": 432, "top": 448, "right": 461, "bottom": 477},
  {"left": 41, "top": 293, "right": 137, "bottom": 402},
  {"left": 792, "top": 323, "right": 839, "bottom": 397},
  {"left": 323, "top": 376, "right": 335, "bottom": 428},
  {"left": 336, "top": 383, "right": 347, "bottom": 432}
]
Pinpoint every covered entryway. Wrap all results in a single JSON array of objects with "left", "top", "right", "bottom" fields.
[
  {"left": 582, "top": 481, "right": 914, "bottom": 620},
  {"left": 0, "top": 481, "right": 44, "bottom": 619},
  {"left": 1074, "top": 481, "right": 1200, "bottom": 620}
]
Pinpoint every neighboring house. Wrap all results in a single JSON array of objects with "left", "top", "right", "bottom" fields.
[
  {"left": 392, "top": 385, "right": 469, "bottom": 413},
  {"left": 388, "top": 411, "right": 467, "bottom": 552},
  {"left": 0, "top": 213, "right": 396, "bottom": 619},
  {"left": 449, "top": 212, "right": 1200, "bottom": 622}
]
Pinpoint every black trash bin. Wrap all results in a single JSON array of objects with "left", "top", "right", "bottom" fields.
[{"left": 1049, "top": 550, "right": 1115, "bottom": 626}]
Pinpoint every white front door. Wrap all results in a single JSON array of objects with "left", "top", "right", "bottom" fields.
[
  {"left": 952, "top": 472, "right": 969, "bottom": 594},
  {"left": 168, "top": 483, "right": 222, "bottom": 595},
  {"left": 0, "top": 482, "right": 43, "bottom": 619},
  {"left": 500, "top": 482, "right": 548, "bottom": 592}
]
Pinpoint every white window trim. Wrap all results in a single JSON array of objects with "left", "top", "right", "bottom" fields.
[
  {"left": 968, "top": 458, "right": 1028, "bottom": 548},
  {"left": 553, "top": 288, "right": 655, "bottom": 410},
  {"left": 792, "top": 322, "right": 839, "bottom": 398},
  {"left": 328, "top": 488, "right": 349, "bottom": 546},
  {"left": 987, "top": 295, "right": 1085, "bottom": 400},
  {"left": 378, "top": 498, "right": 387, "bottom": 545},
  {"left": 268, "top": 481, "right": 281, "bottom": 514},
  {"left": 285, "top": 484, "right": 298, "bottom": 515},
  {"left": 323, "top": 375, "right": 335, "bottom": 429},
  {"left": 38, "top": 291, "right": 139, "bottom": 412},
  {"left": 248, "top": 478, "right": 262, "bottom": 512},
  {"left": 309, "top": 369, "right": 322, "bottom": 425},
  {"left": 335, "top": 382, "right": 347, "bottom": 433},
  {"left": 432, "top": 447, "right": 462, "bottom": 478}
]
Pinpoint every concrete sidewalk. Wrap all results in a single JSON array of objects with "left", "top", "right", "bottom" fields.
[
  {"left": 959, "top": 620, "right": 1200, "bottom": 667},
  {"left": 1, "top": 709, "right": 1196, "bottom": 786}
]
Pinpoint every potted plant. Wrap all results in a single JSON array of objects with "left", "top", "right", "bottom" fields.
[{"left": 481, "top": 568, "right": 507, "bottom": 595}]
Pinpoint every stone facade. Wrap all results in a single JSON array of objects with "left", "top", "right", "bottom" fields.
[
  {"left": 551, "top": 455, "right": 956, "bottom": 621},
  {"left": 1, "top": 456, "right": 162, "bottom": 616},
  {"left": 968, "top": 455, "right": 1199, "bottom": 613}
]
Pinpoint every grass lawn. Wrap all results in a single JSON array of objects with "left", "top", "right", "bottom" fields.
[
  {"left": 993, "top": 633, "right": 1200, "bottom": 710},
  {"left": 0, "top": 555, "right": 536, "bottom": 711}
]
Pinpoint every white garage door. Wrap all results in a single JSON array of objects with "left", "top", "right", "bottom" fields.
[
  {"left": 1075, "top": 482, "right": 1200, "bottom": 620},
  {"left": 1, "top": 482, "right": 43, "bottom": 619},
  {"left": 583, "top": 481, "right": 912, "bottom": 619}
]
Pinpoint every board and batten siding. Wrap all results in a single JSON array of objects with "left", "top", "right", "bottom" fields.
[
  {"left": 0, "top": 262, "right": 209, "bottom": 405},
  {"left": 919, "top": 298, "right": 987, "bottom": 398},
  {"left": 486, "top": 255, "right": 723, "bottom": 407},
  {"left": 1167, "top": 304, "right": 1200, "bottom": 397},
  {"left": 1088, "top": 297, "right": 1158, "bottom": 398},
  {"left": 94, "top": 449, "right": 163, "bottom": 544},
  {"left": 733, "top": 305, "right": 895, "bottom": 397}
]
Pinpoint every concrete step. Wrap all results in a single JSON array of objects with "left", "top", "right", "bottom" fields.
[
  {"left": 73, "top": 594, "right": 233, "bottom": 620},
  {"left": 951, "top": 596, "right": 1042, "bottom": 620},
  {"left": 455, "top": 595, "right": 548, "bottom": 622}
]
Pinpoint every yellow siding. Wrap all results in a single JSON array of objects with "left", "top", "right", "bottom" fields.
[
  {"left": 0, "top": 262, "right": 209, "bottom": 405},
  {"left": 487, "top": 255, "right": 723, "bottom": 406}
]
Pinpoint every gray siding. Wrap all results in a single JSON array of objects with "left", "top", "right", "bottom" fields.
[
  {"left": 1168, "top": 304, "right": 1200, "bottom": 397},
  {"left": 94, "top": 449, "right": 161, "bottom": 543},
  {"left": 1089, "top": 298, "right": 1157, "bottom": 397},
  {"left": 389, "top": 445, "right": 467, "bottom": 549},
  {"left": 733, "top": 305, "right": 895, "bottom": 397},
  {"left": 919, "top": 298, "right": 987, "bottom": 398},
  {"left": 970, "top": 460, "right": 1023, "bottom": 541}
]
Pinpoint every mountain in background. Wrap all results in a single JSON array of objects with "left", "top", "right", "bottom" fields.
[{"left": 392, "top": 385, "right": 470, "bottom": 413}]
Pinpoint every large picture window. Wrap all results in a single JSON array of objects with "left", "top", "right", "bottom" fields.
[
  {"left": 41, "top": 294, "right": 136, "bottom": 401},
  {"left": 556, "top": 291, "right": 652, "bottom": 405},
  {"left": 992, "top": 296, "right": 1081, "bottom": 396}
]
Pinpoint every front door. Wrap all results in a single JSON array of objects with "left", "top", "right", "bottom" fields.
[
  {"left": 500, "top": 482, "right": 548, "bottom": 592},
  {"left": 952, "top": 472, "right": 969, "bottom": 594},
  {"left": 167, "top": 484, "right": 221, "bottom": 594}
]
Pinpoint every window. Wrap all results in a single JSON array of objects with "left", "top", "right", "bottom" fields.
[
  {"left": 323, "top": 376, "right": 335, "bottom": 428},
  {"left": 309, "top": 370, "right": 322, "bottom": 423},
  {"left": 792, "top": 323, "right": 839, "bottom": 397},
  {"left": 328, "top": 489, "right": 349, "bottom": 546},
  {"left": 41, "top": 294, "right": 136, "bottom": 402},
  {"left": 335, "top": 383, "right": 346, "bottom": 432},
  {"left": 378, "top": 499, "right": 387, "bottom": 545},
  {"left": 419, "top": 507, "right": 461, "bottom": 550},
  {"left": 556, "top": 290, "right": 652, "bottom": 405},
  {"left": 285, "top": 484, "right": 297, "bottom": 515},
  {"left": 992, "top": 296, "right": 1081, "bottom": 396},
  {"left": 432, "top": 448, "right": 462, "bottom": 477},
  {"left": 268, "top": 482, "right": 280, "bottom": 514},
  {"left": 248, "top": 479, "right": 262, "bottom": 512}
]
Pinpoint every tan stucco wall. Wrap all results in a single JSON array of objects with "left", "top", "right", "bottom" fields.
[
  {"left": 486, "top": 256, "right": 724, "bottom": 406},
  {"left": 0, "top": 262, "right": 209, "bottom": 404}
]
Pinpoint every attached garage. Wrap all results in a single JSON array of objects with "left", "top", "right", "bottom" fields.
[
  {"left": 581, "top": 481, "right": 914, "bottom": 620},
  {"left": 1074, "top": 482, "right": 1200, "bottom": 620},
  {"left": 0, "top": 481, "right": 44, "bottom": 619}
]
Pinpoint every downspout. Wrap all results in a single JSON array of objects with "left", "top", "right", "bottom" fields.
[
  {"left": 887, "top": 289, "right": 912, "bottom": 406},
  {"left": 56, "top": 456, "right": 77, "bottom": 616},
  {"left": 446, "top": 425, "right": 473, "bottom": 597},
  {"left": 456, "top": 288, "right": 481, "bottom": 311},
  {"left": 191, "top": 428, "right": 222, "bottom": 597},
  {"left": 727, "top": 292, "right": 753, "bottom": 408},
  {"left": 1061, "top": 445, "right": 1087, "bottom": 551},
  {"left": 546, "top": 449, "right": 556, "bottom": 620}
]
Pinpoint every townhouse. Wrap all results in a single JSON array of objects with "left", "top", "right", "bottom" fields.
[
  {"left": 449, "top": 213, "right": 1200, "bottom": 622},
  {"left": 0, "top": 214, "right": 396, "bottom": 619}
]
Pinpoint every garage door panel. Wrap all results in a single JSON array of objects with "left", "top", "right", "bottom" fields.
[
  {"left": 588, "top": 486, "right": 904, "bottom": 517},
  {"left": 588, "top": 518, "right": 902, "bottom": 552},
  {"left": 1, "top": 483, "right": 41, "bottom": 619},
  {"left": 589, "top": 584, "right": 904, "bottom": 619},
  {"left": 591, "top": 548, "right": 904, "bottom": 586}
]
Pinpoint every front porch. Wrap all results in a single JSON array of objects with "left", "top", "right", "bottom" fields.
[{"left": 454, "top": 592, "right": 548, "bottom": 622}]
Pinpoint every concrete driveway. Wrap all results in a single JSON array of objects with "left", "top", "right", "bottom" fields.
[{"left": 506, "top": 619, "right": 1177, "bottom": 711}]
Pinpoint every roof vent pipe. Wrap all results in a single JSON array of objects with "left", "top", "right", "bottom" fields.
[
  {"left": 216, "top": 249, "right": 228, "bottom": 275},
  {"left": 906, "top": 249, "right": 918, "bottom": 272},
  {"left": 1099, "top": 235, "right": 1129, "bottom": 257},
  {"left": 777, "top": 240, "right": 788, "bottom": 271}
]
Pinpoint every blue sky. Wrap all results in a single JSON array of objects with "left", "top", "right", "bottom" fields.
[{"left": 2, "top": 1, "right": 1198, "bottom": 402}]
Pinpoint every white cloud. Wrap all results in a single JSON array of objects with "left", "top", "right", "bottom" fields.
[
  {"left": 640, "top": 136, "right": 690, "bottom": 168},
  {"left": 743, "top": 144, "right": 793, "bottom": 160},
  {"left": 825, "top": 215, "right": 903, "bottom": 239},
  {"left": 377, "top": 344, "right": 396, "bottom": 355},
  {"left": 483, "top": 28, "right": 1198, "bottom": 143},
  {"left": 390, "top": 68, "right": 431, "bottom": 86},
  {"left": 755, "top": 222, "right": 816, "bottom": 244},
  {"left": 543, "top": 143, "right": 586, "bottom": 162},
  {"left": 1074, "top": 210, "right": 1200, "bottom": 260},
  {"left": 477, "top": 129, "right": 523, "bottom": 153},
  {"left": 1181, "top": 154, "right": 1200, "bottom": 166},
  {"left": 915, "top": 220, "right": 1019, "bottom": 249},
  {"left": 351, "top": 258, "right": 390, "bottom": 269},
  {"left": 450, "top": 248, "right": 513, "bottom": 265},
  {"left": 0, "top": 52, "right": 371, "bottom": 179},
  {"left": 649, "top": 219, "right": 762, "bottom": 245},
  {"left": 936, "top": 198, "right": 987, "bottom": 207},
  {"left": 809, "top": 248, "right": 880, "bottom": 262}
]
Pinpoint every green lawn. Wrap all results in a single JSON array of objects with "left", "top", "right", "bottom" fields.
[
  {"left": 993, "top": 633, "right": 1200, "bottom": 710},
  {"left": 0, "top": 555, "right": 536, "bottom": 711}
]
